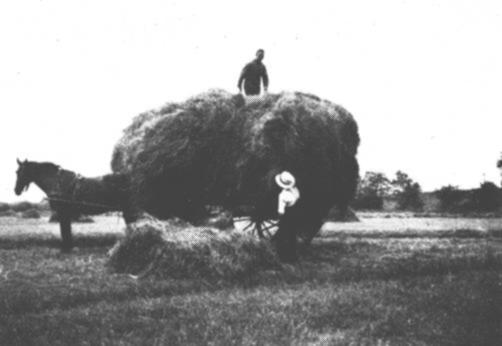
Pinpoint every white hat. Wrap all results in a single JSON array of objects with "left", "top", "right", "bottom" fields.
[{"left": 275, "top": 171, "right": 296, "bottom": 189}]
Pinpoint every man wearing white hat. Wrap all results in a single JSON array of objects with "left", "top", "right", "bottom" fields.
[{"left": 275, "top": 171, "right": 300, "bottom": 215}]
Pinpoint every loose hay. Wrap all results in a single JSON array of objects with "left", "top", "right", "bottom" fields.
[{"left": 107, "top": 218, "right": 281, "bottom": 279}]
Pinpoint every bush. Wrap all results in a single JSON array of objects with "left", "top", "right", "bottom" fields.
[
  {"left": 473, "top": 182, "right": 500, "bottom": 212},
  {"left": 20, "top": 209, "right": 41, "bottom": 219},
  {"left": 436, "top": 182, "right": 501, "bottom": 213},
  {"left": 0, "top": 210, "right": 16, "bottom": 217},
  {"left": 436, "top": 186, "right": 471, "bottom": 213},
  {"left": 10, "top": 201, "right": 37, "bottom": 212},
  {"left": 0, "top": 202, "right": 10, "bottom": 212},
  {"left": 353, "top": 172, "right": 391, "bottom": 210},
  {"left": 398, "top": 182, "right": 423, "bottom": 211},
  {"left": 391, "top": 171, "right": 424, "bottom": 211}
]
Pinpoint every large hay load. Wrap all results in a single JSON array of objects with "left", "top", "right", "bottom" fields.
[{"left": 112, "top": 90, "right": 359, "bottom": 260}]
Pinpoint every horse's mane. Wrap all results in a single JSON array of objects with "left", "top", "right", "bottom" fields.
[{"left": 27, "top": 161, "right": 61, "bottom": 174}]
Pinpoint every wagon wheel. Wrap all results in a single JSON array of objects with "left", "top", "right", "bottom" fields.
[{"left": 242, "top": 218, "right": 279, "bottom": 239}]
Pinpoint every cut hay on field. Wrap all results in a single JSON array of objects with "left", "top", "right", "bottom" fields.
[
  {"left": 112, "top": 89, "right": 359, "bottom": 260},
  {"left": 107, "top": 218, "right": 280, "bottom": 279}
]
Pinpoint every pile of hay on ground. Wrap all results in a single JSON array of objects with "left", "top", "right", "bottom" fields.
[
  {"left": 107, "top": 217, "right": 280, "bottom": 279},
  {"left": 324, "top": 206, "right": 359, "bottom": 222},
  {"left": 111, "top": 89, "right": 359, "bottom": 231}
]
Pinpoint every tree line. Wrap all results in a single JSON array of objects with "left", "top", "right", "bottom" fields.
[{"left": 353, "top": 170, "right": 502, "bottom": 213}]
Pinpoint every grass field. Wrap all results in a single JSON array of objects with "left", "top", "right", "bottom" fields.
[{"left": 1, "top": 213, "right": 501, "bottom": 345}]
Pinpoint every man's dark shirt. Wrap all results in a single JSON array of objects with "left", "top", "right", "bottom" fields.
[{"left": 238, "top": 59, "right": 269, "bottom": 95}]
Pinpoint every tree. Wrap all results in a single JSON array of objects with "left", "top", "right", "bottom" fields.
[
  {"left": 391, "top": 171, "right": 424, "bottom": 211},
  {"left": 436, "top": 185, "right": 467, "bottom": 212},
  {"left": 474, "top": 181, "right": 500, "bottom": 212},
  {"left": 497, "top": 153, "right": 502, "bottom": 187},
  {"left": 353, "top": 171, "right": 391, "bottom": 210}
]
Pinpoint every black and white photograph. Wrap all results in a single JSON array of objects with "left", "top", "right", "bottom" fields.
[{"left": 1, "top": 0, "right": 501, "bottom": 344}]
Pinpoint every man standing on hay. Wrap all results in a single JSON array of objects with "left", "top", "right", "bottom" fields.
[{"left": 237, "top": 49, "right": 269, "bottom": 96}]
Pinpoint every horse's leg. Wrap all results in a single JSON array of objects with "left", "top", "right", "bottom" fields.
[
  {"left": 120, "top": 193, "right": 142, "bottom": 224},
  {"left": 122, "top": 203, "right": 141, "bottom": 224},
  {"left": 59, "top": 214, "right": 73, "bottom": 252},
  {"left": 122, "top": 207, "right": 135, "bottom": 224}
]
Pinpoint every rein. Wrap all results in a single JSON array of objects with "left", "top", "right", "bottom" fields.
[{"left": 45, "top": 196, "right": 117, "bottom": 210}]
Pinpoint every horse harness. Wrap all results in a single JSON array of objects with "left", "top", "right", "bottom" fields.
[{"left": 46, "top": 168, "right": 118, "bottom": 210}]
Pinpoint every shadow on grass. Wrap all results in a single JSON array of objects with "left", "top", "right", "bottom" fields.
[
  {"left": 324, "top": 228, "right": 502, "bottom": 239},
  {"left": 260, "top": 238, "right": 502, "bottom": 287},
  {"left": 2, "top": 271, "right": 500, "bottom": 345},
  {"left": 0, "top": 234, "right": 121, "bottom": 250},
  {"left": 369, "top": 271, "right": 502, "bottom": 346}
]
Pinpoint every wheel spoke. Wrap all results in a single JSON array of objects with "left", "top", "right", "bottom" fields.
[{"left": 242, "top": 220, "right": 255, "bottom": 232}]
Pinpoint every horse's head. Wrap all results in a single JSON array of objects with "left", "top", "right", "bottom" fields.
[{"left": 14, "top": 158, "right": 33, "bottom": 195}]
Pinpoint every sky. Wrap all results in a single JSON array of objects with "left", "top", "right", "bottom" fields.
[{"left": 1, "top": 0, "right": 501, "bottom": 202}]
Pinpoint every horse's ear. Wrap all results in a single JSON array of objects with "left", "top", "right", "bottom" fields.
[{"left": 16, "top": 158, "right": 21, "bottom": 165}]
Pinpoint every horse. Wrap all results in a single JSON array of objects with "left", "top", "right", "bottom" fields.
[{"left": 14, "top": 159, "right": 137, "bottom": 252}]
